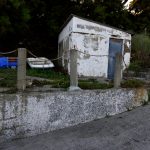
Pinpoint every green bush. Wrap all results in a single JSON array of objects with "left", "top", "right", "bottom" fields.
[
  {"left": 128, "top": 61, "right": 141, "bottom": 72},
  {"left": 131, "top": 34, "right": 150, "bottom": 67}
]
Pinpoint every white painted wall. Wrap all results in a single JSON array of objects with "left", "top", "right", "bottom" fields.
[
  {"left": 58, "top": 16, "right": 131, "bottom": 78},
  {"left": 72, "top": 17, "right": 131, "bottom": 40},
  {"left": 58, "top": 18, "right": 73, "bottom": 43},
  {"left": 70, "top": 33, "right": 109, "bottom": 77},
  {"left": 123, "top": 40, "right": 131, "bottom": 70},
  {"left": 58, "top": 19, "right": 73, "bottom": 68}
]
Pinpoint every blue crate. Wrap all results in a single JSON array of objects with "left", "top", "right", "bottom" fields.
[
  {"left": 0, "top": 57, "right": 18, "bottom": 68},
  {"left": 8, "top": 57, "right": 17, "bottom": 68},
  {"left": 8, "top": 61, "right": 17, "bottom": 67},
  {"left": 0, "top": 57, "right": 8, "bottom": 68}
]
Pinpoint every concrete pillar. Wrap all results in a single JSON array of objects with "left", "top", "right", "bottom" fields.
[
  {"left": 17, "top": 47, "right": 27, "bottom": 91},
  {"left": 114, "top": 53, "right": 122, "bottom": 88},
  {"left": 69, "top": 49, "right": 81, "bottom": 91}
]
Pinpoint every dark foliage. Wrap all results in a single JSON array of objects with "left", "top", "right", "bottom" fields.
[{"left": 0, "top": 0, "right": 149, "bottom": 58}]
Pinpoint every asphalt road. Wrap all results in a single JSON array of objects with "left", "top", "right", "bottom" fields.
[{"left": 1, "top": 104, "right": 150, "bottom": 150}]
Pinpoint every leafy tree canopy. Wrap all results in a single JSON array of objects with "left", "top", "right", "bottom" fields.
[
  {"left": 0, "top": 0, "right": 149, "bottom": 57},
  {"left": 129, "top": 0, "right": 150, "bottom": 33}
]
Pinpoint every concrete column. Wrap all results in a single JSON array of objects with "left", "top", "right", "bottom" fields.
[
  {"left": 69, "top": 49, "right": 81, "bottom": 91},
  {"left": 17, "top": 47, "right": 27, "bottom": 91},
  {"left": 114, "top": 53, "right": 122, "bottom": 88}
]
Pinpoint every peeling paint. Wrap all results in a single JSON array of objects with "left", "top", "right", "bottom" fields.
[
  {"left": 83, "top": 54, "right": 90, "bottom": 59},
  {"left": 84, "top": 35, "right": 99, "bottom": 51},
  {"left": 58, "top": 16, "right": 131, "bottom": 78},
  {"left": 124, "top": 40, "right": 131, "bottom": 53}
]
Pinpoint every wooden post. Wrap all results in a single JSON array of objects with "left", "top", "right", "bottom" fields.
[
  {"left": 114, "top": 53, "right": 122, "bottom": 88},
  {"left": 17, "top": 46, "right": 27, "bottom": 91},
  {"left": 69, "top": 49, "right": 81, "bottom": 91}
]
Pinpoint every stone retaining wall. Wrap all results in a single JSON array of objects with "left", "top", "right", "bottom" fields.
[{"left": 0, "top": 88, "right": 148, "bottom": 143}]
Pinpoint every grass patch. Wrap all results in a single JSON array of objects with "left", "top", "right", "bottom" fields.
[
  {"left": 128, "top": 61, "right": 142, "bottom": 73},
  {"left": 0, "top": 68, "right": 70, "bottom": 88},
  {"left": 27, "top": 69, "right": 69, "bottom": 80},
  {"left": 52, "top": 80, "right": 113, "bottom": 89},
  {"left": 78, "top": 81, "right": 113, "bottom": 89},
  {"left": 52, "top": 80, "right": 70, "bottom": 88},
  {"left": 0, "top": 68, "right": 113, "bottom": 90},
  {"left": 0, "top": 69, "right": 17, "bottom": 87},
  {"left": 31, "top": 79, "right": 53, "bottom": 87},
  {"left": 27, "top": 69, "right": 113, "bottom": 89},
  {"left": 121, "top": 79, "right": 145, "bottom": 88},
  {"left": 27, "top": 69, "right": 70, "bottom": 88}
]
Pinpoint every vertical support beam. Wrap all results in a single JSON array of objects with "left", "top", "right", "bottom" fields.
[
  {"left": 114, "top": 53, "right": 122, "bottom": 88},
  {"left": 69, "top": 49, "right": 81, "bottom": 91},
  {"left": 17, "top": 47, "right": 27, "bottom": 91}
]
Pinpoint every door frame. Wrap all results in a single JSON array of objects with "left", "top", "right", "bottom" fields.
[{"left": 107, "top": 38, "right": 123, "bottom": 79}]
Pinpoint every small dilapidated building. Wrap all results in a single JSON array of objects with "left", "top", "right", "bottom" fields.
[{"left": 58, "top": 14, "right": 131, "bottom": 79}]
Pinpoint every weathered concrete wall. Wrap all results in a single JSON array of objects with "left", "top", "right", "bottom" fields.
[
  {"left": 0, "top": 88, "right": 148, "bottom": 143},
  {"left": 71, "top": 33, "right": 109, "bottom": 77}
]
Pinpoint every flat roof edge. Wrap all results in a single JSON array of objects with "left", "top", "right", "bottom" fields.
[{"left": 59, "top": 14, "right": 132, "bottom": 35}]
